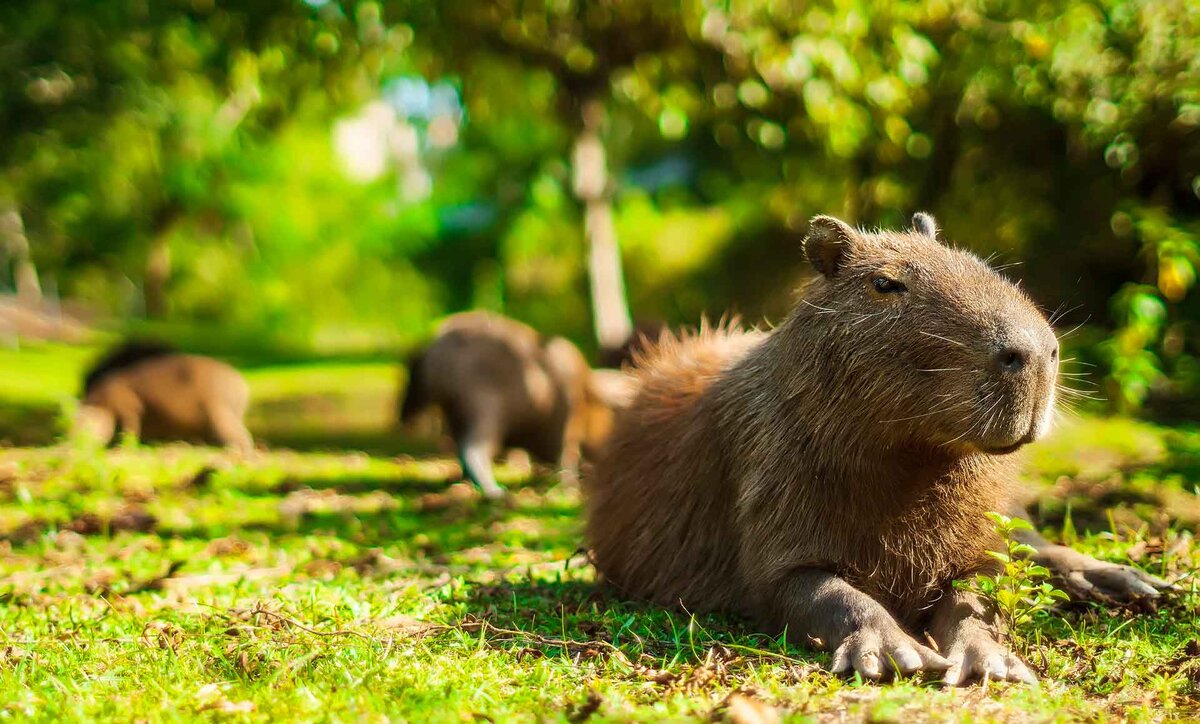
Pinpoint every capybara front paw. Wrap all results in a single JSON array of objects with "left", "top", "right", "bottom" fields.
[
  {"left": 830, "top": 621, "right": 950, "bottom": 680},
  {"left": 1063, "top": 559, "right": 1169, "bottom": 600},
  {"left": 942, "top": 631, "right": 1035, "bottom": 686}
]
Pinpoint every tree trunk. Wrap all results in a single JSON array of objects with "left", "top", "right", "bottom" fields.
[
  {"left": 572, "top": 99, "right": 632, "bottom": 351},
  {"left": 144, "top": 206, "right": 179, "bottom": 319},
  {"left": 1, "top": 205, "right": 41, "bottom": 307}
]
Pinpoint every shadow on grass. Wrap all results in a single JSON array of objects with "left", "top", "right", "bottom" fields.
[
  {"left": 269, "top": 474, "right": 455, "bottom": 496},
  {"left": 164, "top": 470, "right": 575, "bottom": 556},
  {"left": 448, "top": 576, "right": 809, "bottom": 670},
  {"left": 254, "top": 428, "right": 438, "bottom": 458},
  {"left": 0, "top": 400, "right": 60, "bottom": 447},
  {"left": 1031, "top": 428, "right": 1200, "bottom": 533}
]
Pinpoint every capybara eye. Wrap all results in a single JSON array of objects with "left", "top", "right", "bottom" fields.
[{"left": 872, "top": 277, "right": 907, "bottom": 294}]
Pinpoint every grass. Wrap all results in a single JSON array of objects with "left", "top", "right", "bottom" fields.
[{"left": 0, "top": 341, "right": 1198, "bottom": 721}]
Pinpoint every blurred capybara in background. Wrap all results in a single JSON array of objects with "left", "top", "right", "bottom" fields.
[
  {"left": 77, "top": 341, "right": 253, "bottom": 453},
  {"left": 399, "top": 312, "right": 631, "bottom": 499}
]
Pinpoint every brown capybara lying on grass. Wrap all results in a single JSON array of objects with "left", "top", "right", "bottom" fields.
[
  {"left": 399, "top": 312, "right": 631, "bottom": 499},
  {"left": 587, "top": 213, "right": 1072, "bottom": 685},
  {"left": 600, "top": 324, "right": 1168, "bottom": 603},
  {"left": 77, "top": 341, "right": 253, "bottom": 453}
]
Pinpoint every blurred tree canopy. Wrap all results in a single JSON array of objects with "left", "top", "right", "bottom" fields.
[{"left": 0, "top": 0, "right": 1196, "bottom": 411}]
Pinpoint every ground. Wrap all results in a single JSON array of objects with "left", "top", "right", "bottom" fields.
[{"left": 0, "top": 343, "right": 1197, "bottom": 721}]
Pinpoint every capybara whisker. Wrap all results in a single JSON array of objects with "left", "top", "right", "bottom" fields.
[
  {"left": 1056, "top": 318, "right": 1090, "bottom": 341},
  {"left": 919, "top": 331, "right": 968, "bottom": 348},
  {"left": 800, "top": 299, "right": 841, "bottom": 314},
  {"left": 880, "top": 401, "right": 970, "bottom": 424},
  {"left": 1048, "top": 303, "right": 1083, "bottom": 326},
  {"left": 847, "top": 310, "right": 889, "bottom": 327}
]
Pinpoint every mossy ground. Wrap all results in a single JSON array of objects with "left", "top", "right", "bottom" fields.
[{"left": 0, "top": 342, "right": 1197, "bottom": 721}]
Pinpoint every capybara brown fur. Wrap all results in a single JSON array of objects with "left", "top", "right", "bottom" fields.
[
  {"left": 399, "top": 312, "right": 629, "bottom": 499},
  {"left": 77, "top": 342, "right": 253, "bottom": 453},
  {"left": 586, "top": 213, "right": 1061, "bottom": 685}
]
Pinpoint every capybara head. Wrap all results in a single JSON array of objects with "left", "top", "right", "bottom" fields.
[{"left": 800, "top": 213, "right": 1058, "bottom": 454}]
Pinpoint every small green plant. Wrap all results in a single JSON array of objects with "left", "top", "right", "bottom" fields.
[{"left": 960, "top": 512, "right": 1070, "bottom": 640}]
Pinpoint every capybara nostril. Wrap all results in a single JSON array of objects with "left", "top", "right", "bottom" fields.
[{"left": 995, "top": 346, "right": 1030, "bottom": 374}]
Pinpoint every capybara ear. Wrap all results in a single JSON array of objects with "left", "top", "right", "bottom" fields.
[
  {"left": 912, "top": 212, "right": 939, "bottom": 240},
  {"left": 804, "top": 215, "right": 859, "bottom": 278}
]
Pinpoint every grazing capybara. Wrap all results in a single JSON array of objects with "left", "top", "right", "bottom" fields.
[
  {"left": 399, "top": 312, "right": 629, "bottom": 499},
  {"left": 76, "top": 341, "right": 253, "bottom": 453},
  {"left": 587, "top": 213, "right": 1066, "bottom": 685}
]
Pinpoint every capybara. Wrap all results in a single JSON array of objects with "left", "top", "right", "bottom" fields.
[
  {"left": 399, "top": 312, "right": 630, "bottom": 499},
  {"left": 587, "top": 213, "right": 1066, "bottom": 685},
  {"left": 77, "top": 341, "right": 253, "bottom": 453},
  {"left": 597, "top": 330, "right": 1166, "bottom": 603}
]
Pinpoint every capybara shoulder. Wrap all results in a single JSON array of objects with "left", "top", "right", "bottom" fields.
[{"left": 82, "top": 340, "right": 176, "bottom": 395}]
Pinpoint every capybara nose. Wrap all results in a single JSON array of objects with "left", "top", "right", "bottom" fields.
[{"left": 994, "top": 345, "right": 1031, "bottom": 375}]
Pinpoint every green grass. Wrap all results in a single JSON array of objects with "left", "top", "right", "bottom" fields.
[{"left": 0, "top": 345, "right": 1197, "bottom": 721}]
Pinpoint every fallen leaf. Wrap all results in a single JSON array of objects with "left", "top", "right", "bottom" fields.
[
  {"left": 206, "top": 536, "right": 251, "bottom": 557},
  {"left": 0, "top": 646, "right": 33, "bottom": 667},
  {"left": 371, "top": 614, "right": 441, "bottom": 638},
  {"left": 181, "top": 466, "right": 218, "bottom": 490},
  {"left": 567, "top": 690, "right": 602, "bottom": 723},
  {"left": 725, "top": 691, "right": 780, "bottom": 724},
  {"left": 65, "top": 513, "right": 103, "bottom": 535},
  {"left": 195, "top": 682, "right": 255, "bottom": 713},
  {"left": 140, "top": 621, "right": 184, "bottom": 651},
  {"left": 110, "top": 505, "right": 157, "bottom": 533}
]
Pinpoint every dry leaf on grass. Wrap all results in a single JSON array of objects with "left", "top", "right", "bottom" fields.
[
  {"left": 278, "top": 488, "right": 399, "bottom": 521},
  {"left": 110, "top": 505, "right": 157, "bottom": 532},
  {"left": 205, "top": 536, "right": 251, "bottom": 557},
  {"left": 370, "top": 614, "right": 442, "bottom": 638},
  {"left": 64, "top": 506, "right": 157, "bottom": 536},
  {"left": 140, "top": 621, "right": 185, "bottom": 651},
  {"left": 417, "top": 483, "right": 477, "bottom": 512},
  {"left": 64, "top": 513, "right": 103, "bottom": 535},
  {"left": 0, "top": 646, "right": 34, "bottom": 668},
  {"left": 194, "top": 683, "right": 255, "bottom": 714},
  {"left": 180, "top": 466, "right": 218, "bottom": 491},
  {"left": 567, "top": 690, "right": 603, "bottom": 723},
  {"left": 725, "top": 691, "right": 780, "bottom": 724},
  {"left": 3, "top": 519, "right": 45, "bottom": 544}
]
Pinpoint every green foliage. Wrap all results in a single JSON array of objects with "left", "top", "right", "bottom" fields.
[
  {"left": 1104, "top": 210, "right": 1200, "bottom": 410},
  {"left": 961, "top": 513, "right": 1070, "bottom": 638},
  {"left": 0, "top": 0, "right": 1197, "bottom": 408}
]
